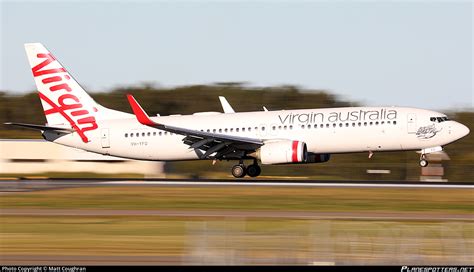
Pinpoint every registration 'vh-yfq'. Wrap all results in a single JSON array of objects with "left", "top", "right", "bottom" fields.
[{"left": 6, "top": 43, "right": 470, "bottom": 178}]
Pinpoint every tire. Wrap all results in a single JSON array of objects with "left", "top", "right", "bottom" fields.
[
  {"left": 231, "top": 165, "right": 246, "bottom": 178},
  {"left": 247, "top": 164, "right": 261, "bottom": 177},
  {"left": 419, "top": 159, "right": 429, "bottom": 167}
]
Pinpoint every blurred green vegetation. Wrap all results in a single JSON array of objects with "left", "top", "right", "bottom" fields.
[
  {"left": 1, "top": 84, "right": 473, "bottom": 181},
  {"left": 1, "top": 186, "right": 472, "bottom": 213}
]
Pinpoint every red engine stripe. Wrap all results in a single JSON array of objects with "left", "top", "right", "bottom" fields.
[{"left": 292, "top": 141, "right": 299, "bottom": 162}]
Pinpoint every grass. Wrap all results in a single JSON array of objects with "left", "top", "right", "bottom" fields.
[
  {"left": 0, "top": 186, "right": 472, "bottom": 213},
  {"left": 1, "top": 186, "right": 472, "bottom": 264},
  {"left": 1, "top": 216, "right": 472, "bottom": 264}
]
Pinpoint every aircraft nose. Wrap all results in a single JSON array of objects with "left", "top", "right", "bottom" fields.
[{"left": 456, "top": 122, "right": 470, "bottom": 139}]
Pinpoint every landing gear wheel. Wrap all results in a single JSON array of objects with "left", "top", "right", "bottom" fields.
[
  {"left": 231, "top": 164, "right": 246, "bottom": 178},
  {"left": 419, "top": 159, "right": 429, "bottom": 167},
  {"left": 246, "top": 164, "right": 261, "bottom": 177}
]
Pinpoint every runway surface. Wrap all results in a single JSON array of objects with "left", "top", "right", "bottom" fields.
[{"left": 0, "top": 178, "right": 473, "bottom": 193}]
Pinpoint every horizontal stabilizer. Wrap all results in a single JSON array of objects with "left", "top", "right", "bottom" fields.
[{"left": 4, "top": 122, "right": 74, "bottom": 132}]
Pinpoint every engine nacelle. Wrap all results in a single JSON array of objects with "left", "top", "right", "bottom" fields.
[
  {"left": 254, "top": 140, "right": 307, "bottom": 165},
  {"left": 306, "top": 153, "right": 331, "bottom": 163}
]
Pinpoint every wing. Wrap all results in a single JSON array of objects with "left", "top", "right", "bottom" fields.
[{"left": 126, "top": 94, "right": 263, "bottom": 160}]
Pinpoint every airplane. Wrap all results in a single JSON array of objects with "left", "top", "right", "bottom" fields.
[{"left": 5, "top": 43, "right": 470, "bottom": 178}]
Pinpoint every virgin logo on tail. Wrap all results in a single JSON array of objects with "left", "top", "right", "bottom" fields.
[{"left": 32, "top": 53, "right": 98, "bottom": 143}]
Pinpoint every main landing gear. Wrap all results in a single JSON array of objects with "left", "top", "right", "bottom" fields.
[
  {"left": 231, "top": 160, "right": 261, "bottom": 178},
  {"left": 419, "top": 154, "right": 429, "bottom": 167}
]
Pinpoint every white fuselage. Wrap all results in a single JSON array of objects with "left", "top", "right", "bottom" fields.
[{"left": 43, "top": 106, "right": 469, "bottom": 162}]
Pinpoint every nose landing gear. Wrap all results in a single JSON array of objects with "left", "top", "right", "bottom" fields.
[
  {"left": 419, "top": 154, "right": 429, "bottom": 167},
  {"left": 231, "top": 160, "right": 261, "bottom": 178}
]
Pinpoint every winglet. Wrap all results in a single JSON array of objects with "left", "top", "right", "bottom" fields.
[
  {"left": 218, "top": 96, "right": 236, "bottom": 113},
  {"left": 126, "top": 94, "right": 158, "bottom": 126}
]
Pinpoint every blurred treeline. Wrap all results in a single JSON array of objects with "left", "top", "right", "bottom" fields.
[{"left": 1, "top": 83, "right": 473, "bottom": 181}]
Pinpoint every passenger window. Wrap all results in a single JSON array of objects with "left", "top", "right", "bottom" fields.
[
  {"left": 345, "top": 123, "right": 349, "bottom": 127},
  {"left": 320, "top": 124, "right": 324, "bottom": 128},
  {"left": 261, "top": 127, "right": 265, "bottom": 131},
  {"left": 284, "top": 126, "right": 287, "bottom": 130},
  {"left": 147, "top": 132, "right": 151, "bottom": 136},
  {"left": 224, "top": 128, "right": 228, "bottom": 132},
  {"left": 393, "top": 121, "right": 397, "bottom": 125},
  {"left": 314, "top": 124, "right": 318, "bottom": 128},
  {"left": 136, "top": 133, "right": 139, "bottom": 137},
  {"left": 236, "top": 128, "right": 239, "bottom": 132},
  {"left": 326, "top": 124, "right": 330, "bottom": 128},
  {"left": 369, "top": 122, "right": 373, "bottom": 126},
  {"left": 339, "top": 123, "right": 343, "bottom": 127},
  {"left": 301, "top": 125, "right": 305, "bottom": 129},
  {"left": 125, "top": 133, "right": 128, "bottom": 138},
  {"left": 153, "top": 132, "right": 156, "bottom": 136},
  {"left": 430, "top": 117, "right": 436, "bottom": 122},
  {"left": 159, "top": 132, "right": 162, "bottom": 136}
]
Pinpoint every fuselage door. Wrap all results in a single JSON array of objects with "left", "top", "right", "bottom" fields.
[
  {"left": 407, "top": 113, "right": 417, "bottom": 134},
  {"left": 101, "top": 128, "right": 110, "bottom": 148}
]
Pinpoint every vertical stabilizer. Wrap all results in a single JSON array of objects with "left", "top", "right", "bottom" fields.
[{"left": 24, "top": 43, "right": 131, "bottom": 142}]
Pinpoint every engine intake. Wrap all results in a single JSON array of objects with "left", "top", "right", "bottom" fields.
[{"left": 253, "top": 140, "right": 307, "bottom": 165}]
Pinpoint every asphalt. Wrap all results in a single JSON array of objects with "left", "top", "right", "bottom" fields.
[{"left": 0, "top": 178, "right": 472, "bottom": 193}]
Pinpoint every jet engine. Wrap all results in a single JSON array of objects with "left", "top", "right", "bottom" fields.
[{"left": 252, "top": 140, "right": 307, "bottom": 165}]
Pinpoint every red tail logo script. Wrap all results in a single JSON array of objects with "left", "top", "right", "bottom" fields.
[{"left": 32, "top": 53, "right": 98, "bottom": 143}]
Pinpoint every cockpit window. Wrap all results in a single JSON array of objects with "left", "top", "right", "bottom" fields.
[{"left": 430, "top": 116, "right": 449, "bottom": 123}]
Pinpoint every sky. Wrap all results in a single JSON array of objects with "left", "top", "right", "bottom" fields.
[{"left": 0, "top": 1, "right": 472, "bottom": 110}]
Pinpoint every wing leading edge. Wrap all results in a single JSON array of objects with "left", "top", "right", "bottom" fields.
[{"left": 126, "top": 94, "right": 263, "bottom": 160}]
